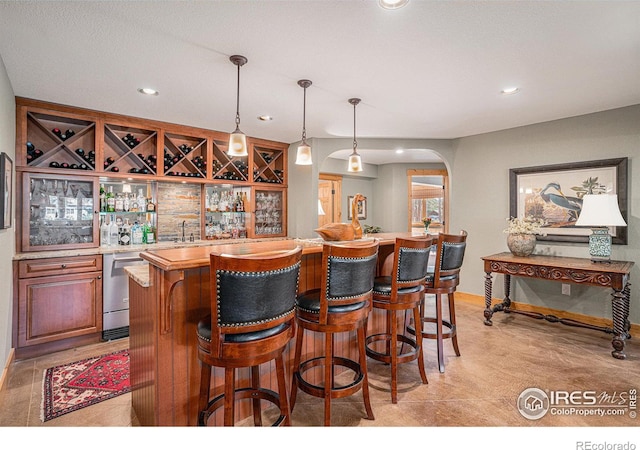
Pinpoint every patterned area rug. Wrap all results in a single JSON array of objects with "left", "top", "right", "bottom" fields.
[{"left": 41, "top": 349, "right": 130, "bottom": 422}]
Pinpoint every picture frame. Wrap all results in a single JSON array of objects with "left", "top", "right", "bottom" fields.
[
  {"left": 0, "top": 152, "right": 13, "bottom": 229},
  {"left": 347, "top": 195, "right": 367, "bottom": 220},
  {"left": 509, "top": 158, "right": 628, "bottom": 244}
]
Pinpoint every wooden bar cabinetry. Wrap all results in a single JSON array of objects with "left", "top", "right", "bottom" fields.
[{"left": 14, "top": 255, "right": 103, "bottom": 359}]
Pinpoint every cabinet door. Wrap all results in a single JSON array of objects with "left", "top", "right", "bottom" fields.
[
  {"left": 251, "top": 187, "right": 287, "bottom": 238},
  {"left": 18, "top": 272, "right": 103, "bottom": 347},
  {"left": 22, "top": 172, "right": 99, "bottom": 252}
]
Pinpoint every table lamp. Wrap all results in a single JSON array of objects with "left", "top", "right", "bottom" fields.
[{"left": 574, "top": 194, "right": 626, "bottom": 262}]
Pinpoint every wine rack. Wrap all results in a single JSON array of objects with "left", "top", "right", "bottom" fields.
[
  {"left": 252, "top": 143, "right": 285, "bottom": 184},
  {"left": 25, "top": 112, "right": 96, "bottom": 171},
  {"left": 103, "top": 124, "right": 158, "bottom": 175},
  {"left": 163, "top": 132, "right": 207, "bottom": 179},
  {"left": 211, "top": 138, "right": 249, "bottom": 181}
]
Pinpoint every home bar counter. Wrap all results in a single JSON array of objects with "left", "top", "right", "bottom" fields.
[{"left": 127, "top": 232, "right": 416, "bottom": 426}]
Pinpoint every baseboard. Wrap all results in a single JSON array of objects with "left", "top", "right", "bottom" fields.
[
  {"left": 0, "top": 348, "right": 15, "bottom": 392},
  {"left": 456, "top": 292, "right": 640, "bottom": 336}
]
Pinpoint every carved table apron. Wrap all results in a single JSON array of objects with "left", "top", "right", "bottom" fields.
[{"left": 481, "top": 252, "right": 634, "bottom": 360}]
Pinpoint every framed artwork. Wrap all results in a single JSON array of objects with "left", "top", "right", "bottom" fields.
[
  {"left": 0, "top": 152, "right": 13, "bottom": 229},
  {"left": 509, "top": 158, "right": 628, "bottom": 244},
  {"left": 347, "top": 195, "right": 367, "bottom": 220}
]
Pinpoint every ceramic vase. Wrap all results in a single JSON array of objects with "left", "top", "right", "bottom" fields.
[{"left": 507, "top": 233, "right": 536, "bottom": 257}]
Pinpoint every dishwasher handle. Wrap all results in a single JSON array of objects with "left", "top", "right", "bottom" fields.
[{"left": 112, "top": 256, "right": 144, "bottom": 263}]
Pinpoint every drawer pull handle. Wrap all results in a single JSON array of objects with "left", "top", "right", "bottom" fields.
[{"left": 61, "top": 264, "right": 67, "bottom": 269}]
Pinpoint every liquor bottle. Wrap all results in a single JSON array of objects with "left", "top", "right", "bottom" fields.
[
  {"left": 241, "top": 192, "right": 248, "bottom": 212},
  {"left": 115, "top": 192, "right": 124, "bottom": 212},
  {"left": 109, "top": 214, "right": 119, "bottom": 245},
  {"left": 131, "top": 221, "right": 144, "bottom": 245},
  {"left": 99, "top": 184, "right": 106, "bottom": 212},
  {"left": 143, "top": 220, "right": 156, "bottom": 244},
  {"left": 100, "top": 216, "right": 110, "bottom": 246},
  {"left": 118, "top": 219, "right": 131, "bottom": 245},
  {"left": 146, "top": 197, "right": 155, "bottom": 212},
  {"left": 137, "top": 189, "right": 146, "bottom": 213},
  {"left": 123, "top": 193, "right": 130, "bottom": 212},
  {"left": 205, "top": 190, "right": 210, "bottom": 212},
  {"left": 106, "top": 186, "right": 116, "bottom": 212}
]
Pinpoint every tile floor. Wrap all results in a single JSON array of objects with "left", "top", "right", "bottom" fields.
[{"left": 1, "top": 299, "right": 638, "bottom": 446}]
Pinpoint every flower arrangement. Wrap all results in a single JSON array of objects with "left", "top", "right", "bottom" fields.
[
  {"left": 503, "top": 217, "right": 546, "bottom": 235},
  {"left": 422, "top": 217, "right": 432, "bottom": 228}
]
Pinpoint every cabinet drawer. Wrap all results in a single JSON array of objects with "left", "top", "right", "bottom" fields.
[{"left": 18, "top": 255, "right": 103, "bottom": 278}]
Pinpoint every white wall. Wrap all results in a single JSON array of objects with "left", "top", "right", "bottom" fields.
[
  {"left": 450, "top": 105, "right": 639, "bottom": 323},
  {"left": 0, "top": 54, "right": 16, "bottom": 370}
]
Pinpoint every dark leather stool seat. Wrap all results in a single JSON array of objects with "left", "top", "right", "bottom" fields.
[
  {"left": 290, "top": 240, "right": 379, "bottom": 426},
  {"left": 197, "top": 247, "right": 302, "bottom": 426},
  {"left": 408, "top": 230, "right": 467, "bottom": 373},
  {"left": 365, "top": 236, "right": 434, "bottom": 403}
]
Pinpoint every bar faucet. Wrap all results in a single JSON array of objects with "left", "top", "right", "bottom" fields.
[{"left": 181, "top": 221, "right": 186, "bottom": 242}]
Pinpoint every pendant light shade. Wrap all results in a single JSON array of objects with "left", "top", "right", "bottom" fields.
[
  {"left": 295, "top": 79, "right": 313, "bottom": 165},
  {"left": 228, "top": 55, "right": 248, "bottom": 157},
  {"left": 347, "top": 98, "right": 363, "bottom": 172}
]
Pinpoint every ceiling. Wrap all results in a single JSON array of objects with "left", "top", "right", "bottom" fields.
[{"left": 1, "top": 1, "right": 639, "bottom": 165}]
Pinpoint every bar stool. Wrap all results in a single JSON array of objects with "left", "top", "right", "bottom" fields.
[
  {"left": 196, "top": 247, "right": 302, "bottom": 426},
  {"left": 290, "top": 240, "right": 379, "bottom": 426},
  {"left": 409, "top": 230, "right": 467, "bottom": 373},
  {"left": 365, "top": 236, "right": 434, "bottom": 403}
]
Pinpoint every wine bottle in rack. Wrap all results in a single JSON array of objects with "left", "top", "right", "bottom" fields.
[{"left": 52, "top": 128, "right": 62, "bottom": 139}]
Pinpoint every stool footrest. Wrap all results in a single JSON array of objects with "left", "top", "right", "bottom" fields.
[
  {"left": 365, "top": 333, "right": 420, "bottom": 364},
  {"left": 199, "top": 387, "right": 286, "bottom": 427},
  {"left": 407, "top": 318, "right": 456, "bottom": 340},
  {"left": 295, "top": 355, "right": 365, "bottom": 400}
]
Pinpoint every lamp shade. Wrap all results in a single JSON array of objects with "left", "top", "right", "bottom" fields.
[
  {"left": 228, "top": 128, "right": 248, "bottom": 157},
  {"left": 348, "top": 153, "right": 363, "bottom": 172},
  {"left": 295, "top": 144, "right": 312, "bottom": 165},
  {"left": 575, "top": 194, "right": 627, "bottom": 227}
]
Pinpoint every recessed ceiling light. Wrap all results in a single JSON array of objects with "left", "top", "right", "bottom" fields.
[
  {"left": 138, "top": 87, "right": 159, "bottom": 96},
  {"left": 258, "top": 115, "right": 273, "bottom": 121},
  {"left": 395, "top": 149, "right": 404, "bottom": 154},
  {"left": 379, "top": 0, "right": 409, "bottom": 10},
  {"left": 501, "top": 87, "right": 520, "bottom": 95}
]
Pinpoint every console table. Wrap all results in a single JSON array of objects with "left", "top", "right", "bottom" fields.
[{"left": 482, "top": 252, "right": 634, "bottom": 360}]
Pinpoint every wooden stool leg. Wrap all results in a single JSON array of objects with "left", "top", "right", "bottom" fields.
[
  {"left": 251, "top": 365, "right": 262, "bottom": 426},
  {"left": 413, "top": 304, "right": 428, "bottom": 384},
  {"left": 449, "top": 293, "right": 461, "bottom": 356},
  {"left": 324, "top": 331, "right": 334, "bottom": 426},
  {"left": 436, "top": 294, "right": 445, "bottom": 373},
  {"left": 275, "top": 352, "right": 292, "bottom": 426},
  {"left": 358, "top": 318, "right": 375, "bottom": 420},
  {"left": 390, "top": 309, "right": 398, "bottom": 403},
  {"left": 224, "top": 367, "right": 236, "bottom": 426},
  {"left": 198, "top": 362, "right": 212, "bottom": 425},
  {"left": 290, "top": 324, "right": 305, "bottom": 410}
]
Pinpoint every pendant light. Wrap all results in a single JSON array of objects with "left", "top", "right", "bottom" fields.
[
  {"left": 295, "top": 79, "right": 313, "bottom": 165},
  {"left": 347, "top": 98, "right": 363, "bottom": 172},
  {"left": 228, "top": 55, "right": 248, "bottom": 157}
]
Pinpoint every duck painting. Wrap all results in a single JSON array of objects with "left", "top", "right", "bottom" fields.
[
  {"left": 539, "top": 182, "right": 583, "bottom": 221},
  {"left": 314, "top": 193, "right": 364, "bottom": 241}
]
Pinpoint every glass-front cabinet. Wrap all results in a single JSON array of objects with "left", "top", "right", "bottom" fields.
[
  {"left": 204, "top": 185, "right": 250, "bottom": 239},
  {"left": 22, "top": 173, "right": 99, "bottom": 251},
  {"left": 98, "top": 179, "right": 157, "bottom": 246},
  {"left": 253, "top": 187, "right": 286, "bottom": 238}
]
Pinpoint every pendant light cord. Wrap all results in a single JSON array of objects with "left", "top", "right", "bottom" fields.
[
  {"left": 302, "top": 86, "right": 307, "bottom": 142},
  {"left": 235, "top": 64, "right": 241, "bottom": 127},
  {"left": 352, "top": 101, "right": 358, "bottom": 152}
]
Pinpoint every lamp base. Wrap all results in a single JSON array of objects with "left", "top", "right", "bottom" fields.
[{"left": 588, "top": 228, "right": 612, "bottom": 263}]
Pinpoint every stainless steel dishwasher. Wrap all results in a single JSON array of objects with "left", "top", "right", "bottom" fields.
[{"left": 102, "top": 251, "right": 147, "bottom": 340}]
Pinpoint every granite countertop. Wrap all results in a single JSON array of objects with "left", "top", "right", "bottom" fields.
[
  {"left": 124, "top": 264, "right": 151, "bottom": 287},
  {"left": 13, "top": 237, "right": 287, "bottom": 261}
]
